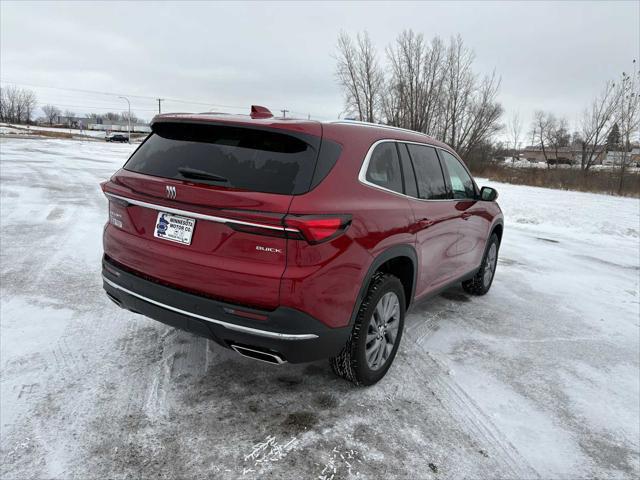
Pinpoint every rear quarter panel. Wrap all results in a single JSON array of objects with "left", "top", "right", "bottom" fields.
[{"left": 281, "top": 125, "right": 416, "bottom": 328}]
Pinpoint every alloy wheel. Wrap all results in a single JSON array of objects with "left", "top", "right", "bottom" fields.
[
  {"left": 365, "top": 292, "right": 400, "bottom": 371},
  {"left": 483, "top": 242, "right": 498, "bottom": 287}
]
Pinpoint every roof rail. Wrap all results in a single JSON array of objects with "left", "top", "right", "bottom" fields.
[
  {"left": 327, "top": 119, "right": 429, "bottom": 137},
  {"left": 198, "top": 111, "right": 233, "bottom": 116}
]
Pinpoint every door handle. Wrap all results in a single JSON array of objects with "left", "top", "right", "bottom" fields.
[
  {"left": 461, "top": 212, "right": 472, "bottom": 220},
  {"left": 418, "top": 218, "right": 434, "bottom": 229}
]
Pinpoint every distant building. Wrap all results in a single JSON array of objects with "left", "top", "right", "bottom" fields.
[
  {"left": 521, "top": 145, "right": 606, "bottom": 166},
  {"left": 54, "top": 115, "right": 92, "bottom": 129},
  {"left": 88, "top": 121, "right": 150, "bottom": 133},
  {"left": 604, "top": 147, "right": 640, "bottom": 167}
]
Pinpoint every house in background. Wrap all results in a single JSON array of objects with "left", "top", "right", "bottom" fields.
[
  {"left": 604, "top": 147, "right": 640, "bottom": 167},
  {"left": 522, "top": 145, "right": 607, "bottom": 166},
  {"left": 88, "top": 120, "right": 150, "bottom": 133},
  {"left": 54, "top": 115, "right": 92, "bottom": 129}
]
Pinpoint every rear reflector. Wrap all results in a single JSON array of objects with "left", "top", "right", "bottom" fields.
[{"left": 223, "top": 307, "right": 268, "bottom": 322}]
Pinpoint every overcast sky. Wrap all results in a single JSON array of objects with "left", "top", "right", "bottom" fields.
[{"left": 1, "top": 1, "right": 639, "bottom": 132}]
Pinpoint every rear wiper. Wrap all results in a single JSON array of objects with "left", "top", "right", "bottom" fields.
[{"left": 178, "top": 167, "right": 228, "bottom": 183}]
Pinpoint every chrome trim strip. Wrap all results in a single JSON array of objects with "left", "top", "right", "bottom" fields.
[
  {"left": 357, "top": 139, "right": 478, "bottom": 203},
  {"left": 104, "top": 192, "right": 300, "bottom": 233},
  {"left": 102, "top": 275, "right": 318, "bottom": 340}
]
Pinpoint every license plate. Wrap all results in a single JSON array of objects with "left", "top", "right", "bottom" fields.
[{"left": 153, "top": 211, "right": 196, "bottom": 245}]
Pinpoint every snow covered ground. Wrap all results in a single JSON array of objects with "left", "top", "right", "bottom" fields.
[
  {"left": 0, "top": 123, "right": 145, "bottom": 142},
  {"left": 0, "top": 123, "right": 107, "bottom": 139},
  {"left": 1, "top": 136, "right": 638, "bottom": 479}
]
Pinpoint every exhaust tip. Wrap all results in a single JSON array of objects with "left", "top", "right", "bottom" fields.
[
  {"left": 231, "top": 344, "right": 286, "bottom": 365},
  {"left": 106, "top": 292, "right": 122, "bottom": 308}
]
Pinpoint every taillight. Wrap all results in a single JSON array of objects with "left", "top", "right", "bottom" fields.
[
  {"left": 284, "top": 215, "right": 351, "bottom": 244},
  {"left": 225, "top": 214, "right": 351, "bottom": 244}
]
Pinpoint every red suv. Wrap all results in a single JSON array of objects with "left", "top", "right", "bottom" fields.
[{"left": 101, "top": 106, "right": 503, "bottom": 385}]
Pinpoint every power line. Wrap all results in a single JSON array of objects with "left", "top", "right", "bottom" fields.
[
  {"left": 0, "top": 79, "right": 335, "bottom": 120},
  {"left": 0, "top": 79, "right": 248, "bottom": 111},
  {"left": 32, "top": 99, "right": 158, "bottom": 113}
]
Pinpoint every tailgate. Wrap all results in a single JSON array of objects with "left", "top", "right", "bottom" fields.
[{"left": 102, "top": 121, "right": 322, "bottom": 310}]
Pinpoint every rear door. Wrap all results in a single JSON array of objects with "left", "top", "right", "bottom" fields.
[
  {"left": 438, "top": 149, "right": 488, "bottom": 269},
  {"left": 400, "top": 143, "right": 460, "bottom": 297},
  {"left": 102, "top": 121, "right": 322, "bottom": 310}
]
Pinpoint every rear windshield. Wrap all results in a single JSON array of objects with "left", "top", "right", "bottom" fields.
[{"left": 124, "top": 122, "right": 324, "bottom": 195}]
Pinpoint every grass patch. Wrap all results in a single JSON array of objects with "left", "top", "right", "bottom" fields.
[{"left": 470, "top": 163, "right": 640, "bottom": 197}]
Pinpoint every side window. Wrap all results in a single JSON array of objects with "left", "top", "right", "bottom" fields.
[
  {"left": 406, "top": 144, "right": 448, "bottom": 200},
  {"left": 440, "top": 151, "right": 476, "bottom": 199},
  {"left": 397, "top": 143, "right": 418, "bottom": 198},
  {"left": 366, "top": 142, "right": 403, "bottom": 194}
]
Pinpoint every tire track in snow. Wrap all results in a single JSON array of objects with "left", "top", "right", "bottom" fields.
[{"left": 400, "top": 329, "right": 540, "bottom": 479}]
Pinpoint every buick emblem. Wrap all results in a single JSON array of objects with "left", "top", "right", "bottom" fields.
[{"left": 165, "top": 185, "right": 176, "bottom": 199}]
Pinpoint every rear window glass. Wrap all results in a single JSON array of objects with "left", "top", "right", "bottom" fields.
[
  {"left": 406, "top": 144, "right": 449, "bottom": 200},
  {"left": 397, "top": 143, "right": 418, "bottom": 198},
  {"left": 365, "top": 142, "right": 403, "bottom": 194},
  {"left": 124, "top": 122, "right": 322, "bottom": 195}
]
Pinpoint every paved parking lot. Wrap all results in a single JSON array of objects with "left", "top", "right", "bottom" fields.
[{"left": 1, "top": 137, "right": 638, "bottom": 479}]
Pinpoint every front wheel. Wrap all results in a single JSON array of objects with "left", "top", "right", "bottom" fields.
[
  {"left": 330, "top": 273, "right": 405, "bottom": 386},
  {"left": 462, "top": 233, "right": 500, "bottom": 295}
]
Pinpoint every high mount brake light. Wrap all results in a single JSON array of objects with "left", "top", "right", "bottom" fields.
[{"left": 227, "top": 215, "right": 351, "bottom": 244}]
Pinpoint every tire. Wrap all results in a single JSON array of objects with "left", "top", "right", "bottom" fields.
[
  {"left": 462, "top": 233, "right": 500, "bottom": 296},
  {"left": 330, "top": 273, "right": 406, "bottom": 386}
]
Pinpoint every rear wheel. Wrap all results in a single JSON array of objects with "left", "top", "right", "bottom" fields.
[
  {"left": 462, "top": 233, "right": 499, "bottom": 295},
  {"left": 330, "top": 273, "right": 405, "bottom": 386}
]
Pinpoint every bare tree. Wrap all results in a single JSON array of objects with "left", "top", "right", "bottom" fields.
[
  {"left": 381, "top": 31, "right": 502, "bottom": 157},
  {"left": 334, "top": 31, "right": 503, "bottom": 159},
  {"left": 21, "top": 89, "right": 37, "bottom": 124},
  {"left": 532, "top": 110, "right": 556, "bottom": 167},
  {"left": 42, "top": 104, "right": 61, "bottom": 126},
  {"left": 449, "top": 70, "right": 503, "bottom": 159},
  {"left": 614, "top": 61, "right": 640, "bottom": 193},
  {"left": 0, "top": 85, "right": 37, "bottom": 124},
  {"left": 105, "top": 112, "right": 121, "bottom": 122},
  {"left": 440, "top": 35, "right": 476, "bottom": 150},
  {"left": 508, "top": 111, "right": 522, "bottom": 162},
  {"left": 335, "top": 31, "right": 383, "bottom": 122},
  {"left": 121, "top": 110, "right": 139, "bottom": 124},
  {"left": 63, "top": 110, "right": 75, "bottom": 127},
  {"left": 548, "top": 117, "right": 570, "bottom": 167},
  {"left": 386, "top": 31, "right": 433, "bottom": 131},
  {"left": 580, "top": 80, "right": 621, "bottom": 171}
]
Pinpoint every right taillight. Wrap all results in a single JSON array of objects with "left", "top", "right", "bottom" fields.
[{"left": 284, "top": 214, "right": 351, "bottom": 244}]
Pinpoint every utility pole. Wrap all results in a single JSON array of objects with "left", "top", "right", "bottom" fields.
[
  {"left": 280, "top": 109, "right": 289, "bottom": 118},
  {"left": 156, "top": 98, "right": 164, "bottom": 115},
  {"left": 119, "top": 96, "right": 131, "bottom": 143}
]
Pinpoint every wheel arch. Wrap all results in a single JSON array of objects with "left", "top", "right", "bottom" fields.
[
  {"left": 350, "top": 244, "right": 418, "bottom": 326},
  {"left": 490, "top": 220, "right": 504, "bottom": 245}
]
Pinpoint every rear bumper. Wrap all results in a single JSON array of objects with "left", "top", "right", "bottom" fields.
[{"left": 102, "top": 256, "right": 350, "bottom": 363}]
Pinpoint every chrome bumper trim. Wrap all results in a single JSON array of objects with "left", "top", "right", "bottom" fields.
[{"left": 102, "top": 275, "right": 318, "bottom": 340}]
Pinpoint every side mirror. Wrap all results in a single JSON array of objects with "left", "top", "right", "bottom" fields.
[{"left": 480, "top": 186, "right": 498, "bottom": 201}]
